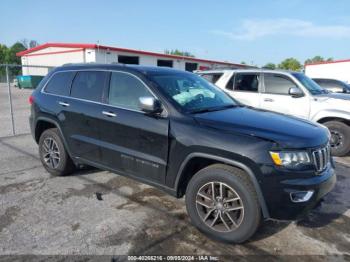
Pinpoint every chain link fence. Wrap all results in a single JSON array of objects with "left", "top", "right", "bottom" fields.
[{"left": 0, "top": 64, "right": 54, "bottom": 137}]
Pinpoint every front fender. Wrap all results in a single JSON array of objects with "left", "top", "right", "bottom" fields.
[
  {"left": 174, "top": 152, "right": 270, "bottom": 218},
  {"left": 312, "top": 109, "right": 350, "bottom": 123}
]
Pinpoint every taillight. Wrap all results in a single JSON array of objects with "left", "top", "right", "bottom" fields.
[{"left": 29, "top": 95, "right": 34, "bottom": 105}]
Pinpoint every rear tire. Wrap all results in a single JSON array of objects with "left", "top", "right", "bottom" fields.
[
  {"left": 324, "top": 121, "right": 350, "bottom": 157},
  {"left": 39, "top": 128, "right": 75, "bottom": 176},
  {"left": 185, "top": 164, "right": 261, "bottom": 243}
]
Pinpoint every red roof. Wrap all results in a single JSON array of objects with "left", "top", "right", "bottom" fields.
[
  {"left": 305, "top": 58, "right": 350, "bottom": 66},
  {"left": 16, "top": 42, "right": 247, "bottom": 67}
]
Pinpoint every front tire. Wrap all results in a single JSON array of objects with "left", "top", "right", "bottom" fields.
[
  {"left": 185, "top": 164, "right": 261, "bottom": 243},
  {"left": 39, "top": 128, "right": 75, "bottom": 176},
  {"left": 324, "top": 121, "right": 350, "bottom": 157}
]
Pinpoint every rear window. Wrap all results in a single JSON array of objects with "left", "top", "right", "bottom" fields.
[
  {"left": 200, "top": 73, "right": 223, "bottom": 84},
  {"left": 44, "top": 72, "right": 75, "bottom": 96},
  {"left": 70, "top": 71, "right": 109, "bottom": 102}
]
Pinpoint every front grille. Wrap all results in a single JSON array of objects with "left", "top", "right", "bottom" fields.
[{"left": 312, "top": 144, "right": 330, "bottom": 173}]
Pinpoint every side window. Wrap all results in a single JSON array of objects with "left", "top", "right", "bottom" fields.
[
  {"left": 234, "top": 74, "right": 259, "bottom": 92},
  {"left": 328, "top": 80, "right": 344, "bottom": 89},
  {"left": 108, "top": 72, "right": 153, "bottom": 110},
  {"left": 314, "top": 79, "right": 326, "bottom": 86},
  {"left": 70, "top": 71, "right": 109, "bottom": 102},
  {"left": 44, "top": 72, "right": 75, "bottom": 96},
  {"left": 264, "top": 74, "right": 298, "bottom": 95},
  {"left": 200, "top": 73, "right": 223, "bottom": 84},
  {"left": 226, "top": 76, "right": 234, "bottom": 90}
]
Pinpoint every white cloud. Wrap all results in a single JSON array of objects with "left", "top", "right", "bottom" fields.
[{"left": 211, "top": 18, "right": 350, "bottom": 40}]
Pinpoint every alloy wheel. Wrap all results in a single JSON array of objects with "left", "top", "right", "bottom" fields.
[
  {"left": 195, "top": 181, "right": 244, "bottom": 232},
  {"left": 42, "top": 137, "right": 60, "bottom": 169}
]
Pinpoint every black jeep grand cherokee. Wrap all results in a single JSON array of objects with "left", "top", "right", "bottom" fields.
[{"left": 29, "top": 64, "right": 336, "bottom": 243}]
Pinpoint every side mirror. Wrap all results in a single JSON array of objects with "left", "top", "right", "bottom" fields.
[
  {"left": 289, "top": 87, "right": 304, "bottom": 98},
  {"left": 138, "top": 97, "right": 163, "bottom": 114}
]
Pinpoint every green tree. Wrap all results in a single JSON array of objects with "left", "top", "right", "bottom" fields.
[
  {"left": 240, "top": 61, "right": 246, "bottom": 65},
  {"left": 305, "top": 56, "right": 333, "bottom": 65},
  {"left": 263, "top": 63, "right": 276, "bottom": 70},
  {"left": 7, "top": 42, "right": 26, "bottom": 75},
  {"left": 6, "top": 42, "right": 26, "bottom": 64},
  {"left": 0, "top": 41, "right": 27, "bottom": 78},
  {"left": 164, "top": 49, "right": 195, "bottom": 57},
  {"left": 0, "top": 44, "right": 8, "bottom": 77},
  {"left": 278, "top": 58, "right": 302, "bottom": 71}
]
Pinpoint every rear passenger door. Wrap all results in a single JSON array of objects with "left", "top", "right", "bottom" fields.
[
  {"left": 61, "top": 70, "right": 110, "bottom": 162},
  {"left": 98, "top": 71, "right": 169, "bottom": 184},
  {"left": 226, "top": 73, "right": 262, "bottom": 107}
]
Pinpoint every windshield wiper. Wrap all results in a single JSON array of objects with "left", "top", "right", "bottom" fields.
[{"left": 189, "top": 104, "right": 237, "bottom": 114}]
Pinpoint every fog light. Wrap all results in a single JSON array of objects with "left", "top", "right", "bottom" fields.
[{"left": 290, "top": 190, "right": 314, "bottom": 203}]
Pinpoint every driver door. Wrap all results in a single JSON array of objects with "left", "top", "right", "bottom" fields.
[
  {"left": 260, "top": 73, "right": 310, "bottom": 119},
  {"left": 98, "top": 71, "right": 169, "bottom": 184}
]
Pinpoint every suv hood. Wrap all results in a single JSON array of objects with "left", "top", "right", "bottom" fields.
[
  {"left": 313, "top": 93, "right": 350, "bottom": 112},
  {"left": 315, "top": 92, "right": 350, "bottom": 101},
  {"left": 194, "top": 106, "right": 329, "bottom": 148}
]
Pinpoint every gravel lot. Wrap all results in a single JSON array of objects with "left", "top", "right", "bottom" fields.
[{"left": 0, "top": 82, "right": 349, "bottom": 260}]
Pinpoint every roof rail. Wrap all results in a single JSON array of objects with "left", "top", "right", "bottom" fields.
[{"left": 61, "top": 62, "right": 96, "bottom": 66}]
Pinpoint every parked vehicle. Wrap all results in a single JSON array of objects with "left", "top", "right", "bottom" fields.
[
  {"left": 29, "top": 64, "right": 335, "bottom": 243},
  {"left": 313, "top": 78, "right": 350, "bottom": 94},
  {"left": 196, "top": 69, "right": 350, "bottom": 156}
]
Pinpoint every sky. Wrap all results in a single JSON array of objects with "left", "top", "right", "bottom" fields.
[{"left": 1, "top": 0, "right": 350, "bottom": 66}]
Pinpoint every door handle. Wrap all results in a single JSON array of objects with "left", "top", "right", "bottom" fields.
[
  {"left": 264, "top": 98, "right": 274, "bottom": 102},
  {"left": 58, "top": 101, "right": 70, "bottom": 107},
  {"left": 102, "top": 111, "right": 117, "bottom": 117}
]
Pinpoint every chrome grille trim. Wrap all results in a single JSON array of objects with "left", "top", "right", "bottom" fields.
[{"left": 312, "top": 144, "right": 330, "bottom": 173}]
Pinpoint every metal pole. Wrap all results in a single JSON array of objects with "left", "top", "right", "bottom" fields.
[{"left": 6, "top": 65, "right": 15, "bottom": 135}]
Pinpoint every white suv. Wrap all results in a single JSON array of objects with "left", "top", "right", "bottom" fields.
[{"left": 196, "top": 69, "right": 350, "bottom": 156}]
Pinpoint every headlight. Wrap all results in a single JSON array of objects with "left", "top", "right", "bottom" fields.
[{"left": 270, "top": 151, "right": 311, "bottom": 168}]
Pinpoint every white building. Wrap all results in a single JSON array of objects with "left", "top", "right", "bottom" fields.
[
  {"left": 305, "top": 59, "right": 350, "bottom": 83},
  {"left": 16, "top": 43, "right": 250, "bottom": 75}
]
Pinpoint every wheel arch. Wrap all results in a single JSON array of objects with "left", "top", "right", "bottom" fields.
[
  {"left": 317, "top": 116, "right": 350, "bottom": 126},
  {"left": 34, "top": 117, "right": 74, "bottom": 158},
  {"left": 174, "top": 152, "right": 270, "bottom": 218},
  {"left": 313, "top": 110, "right": 350, "bottom": 126}
]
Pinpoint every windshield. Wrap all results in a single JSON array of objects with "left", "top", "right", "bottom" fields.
[
  {"left": 150, "top": 72, "right": 237, "bottom": 113},
  {"left": 345, "top": 84, "right": 350, "bottom": 92},
  {"left": 292, "top": 73, "right": 328, "bottom": 95},
  {"left": 339, "top": 81, "right": 350, "bottom": 91}
]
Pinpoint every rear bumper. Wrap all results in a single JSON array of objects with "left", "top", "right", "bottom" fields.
[{"left": 263, "top": 164, "right": 336, "bottom": 220}]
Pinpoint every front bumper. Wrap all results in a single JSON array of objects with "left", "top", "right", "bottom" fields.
[{"left": 262, "top": 164, "right": 336, "bottom": 220}]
